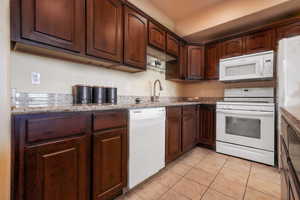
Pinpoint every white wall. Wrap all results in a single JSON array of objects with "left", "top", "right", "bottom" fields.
[
  {"left": 176, "top": 0, "right": 290, "bottom": 36},
  {"left": 11, "top": 51, "right": 183, "bottom": 97},
  {"left": 0, "top": 0, "right": 11, "bottom": 199}
]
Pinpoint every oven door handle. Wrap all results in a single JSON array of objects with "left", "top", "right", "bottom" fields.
[{"left": 217, "top": 110, "right": 274, "bottom": 116}]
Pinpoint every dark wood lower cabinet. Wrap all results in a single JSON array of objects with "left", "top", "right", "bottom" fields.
[
  {"left": 93, "top": 128, "right": 127, "bottom": 200},
  {"left": 198, "top": 105, "right": 216, "bottom": 148},
  {"left": 12, "top": 110, "right": 128, "bottom": 200},
  {"left": 182, "top": 106, "right": 198, "bottom": 152},
  {"left": 25, "top": 136, "right": 89, "bottom": 200},
  {"left": 166, "top": 107, "right": 182, "bottom": 163},
  {"left": 281, "top": 112, "right": 300, "bottom": 200}
]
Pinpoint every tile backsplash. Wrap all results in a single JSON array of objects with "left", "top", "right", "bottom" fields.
[{"left": 12, "top": 92, "right": 188, "bottom": 107}]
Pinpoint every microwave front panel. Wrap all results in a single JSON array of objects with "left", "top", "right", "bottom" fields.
[{"left": 219, "top": 51, "right": 274, "bottom": 81}]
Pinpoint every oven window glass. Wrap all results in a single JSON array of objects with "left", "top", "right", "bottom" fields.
[{"left": 226, "top": 116, "right": 261, "bottom": 139}]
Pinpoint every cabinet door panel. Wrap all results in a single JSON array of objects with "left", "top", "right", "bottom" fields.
[
  {"left": 245, "top": 30, "right": 274, "bottom": 54},
  {"left": 198, "top": 105, "right": 216, "bottom": 148},
  {"left": 187, "top": 46, "right": 205, "bottom": 80},
  {"left": 277, "top": 21, "right": 300, "bottom": 40},
  {"left": 179, "top": 44, "right": 188, "bottom": 79},
  {"left": 166, "top": 107, "right": 182, "bottom": 163},
  {"left": 220, "top": 37, "right": 244, "bottom": 59},
  {"left": 166, "top": 34, "right": 179, "bottom": 56},
  {"left": 25, "top": 136, "right": 89, "bottom": 200},
  {"left": 182, "top": 106, "right": 198, "bottom": 152},
  {"left": 124, "top": 6, "right": 147, "bottom": 70},
  {"left": 205, "top": 43, "right": 219, "bottom": 80},
  {"left": 93, "top": 128, "right": 127, "bottom": 200},
  {"left": 21, "top": 0, "right": 84, "bottom": 52},
  {"left": 87, "top": 0, "right": 123, "bottom": 62},
  {"left": 148, "top": 21, "right": 166, "bottom": 51}
]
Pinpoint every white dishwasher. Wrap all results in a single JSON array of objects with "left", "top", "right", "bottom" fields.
[{"left": 128, "top": 107, "right": 166, "bottom": 189}]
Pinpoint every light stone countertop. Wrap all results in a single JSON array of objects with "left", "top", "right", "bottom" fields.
[
  {"left": 11, "top": 101, "right": 217, "bottom": 115},
  {"left": 281, "top": 106, "right": 300, "bottom": 137}
]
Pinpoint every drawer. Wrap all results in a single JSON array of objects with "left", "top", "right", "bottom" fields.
[
  {"left": 93, "top": 111, "right": 127, "bottom": 131},
  {"left": 167, "top": 106, "right": 182, "bottom": 118},
  {"left": 26, "top": 113, "right": 90, "bottom": 143},
  {"left": 182, "top": 105, "right": 197, "bottom": 116}
]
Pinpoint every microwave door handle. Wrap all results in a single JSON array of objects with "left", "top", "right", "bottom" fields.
[{"left": 217, "top": 110, "right": 274, "bottom": 116}]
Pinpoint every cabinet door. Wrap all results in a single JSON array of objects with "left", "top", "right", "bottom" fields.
[
  {"left": 148, "top": 21, "right": 166, "bottom": 51},
  {"left": 124, "top": 6, "right": 147, "bottom": 70},
  {"left": 277, "top": 21, "right": 300, "bottom": 41},
  {"left": 182, "top": 106, "right": 198, "bottom": 152},
  {"left": 166, "top": 34, "right": 179, "bottom": 57},
  {"left": 281, "top": 138, "right": 290, "bottom": 200},
  {"left": 187, "top": 45, "right": 205, "bottom": 80},
  {"left": 205, "top": 43, "right": 219, "bottom": 80},
  {"left": 93, "top": 128, "right": 127, "bottom": 200},
  {"left": 166, "top": 107, "right": 182, "bottom": 163},
  {"left": 220, "top": 37, "right": 244, "bottom": 59},
  {"left": 166, "top": 43, "right": 186, "bottom": 80},
  {"left": 198, "top": 105, "right": 216, "bottom": 148},
  {"left": 87, "top": 0, "right": 123, "bottom": 62},
  {"left": 244, "top": 30, "right": 274, "bottom": 54},
  {"left": 179, "top": 43, "right": 188, "bottom": 79},
  {"left": 21, "top": 0, "right": 85, "bottom": 52},
  {"left": 24, "top": 136, "right": 89, "bottom": 200}
]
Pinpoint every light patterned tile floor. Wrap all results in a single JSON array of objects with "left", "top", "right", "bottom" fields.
[{"left": 117, "top": 147, "right": 281, "bottom": 200}]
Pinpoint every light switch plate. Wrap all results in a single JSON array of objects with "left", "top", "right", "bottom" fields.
[{"left": 31, "top": 72, "right": 41, "bottom": 85}]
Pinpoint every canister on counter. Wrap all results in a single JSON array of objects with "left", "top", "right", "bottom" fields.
[
  {"left": 106, "top": 87, "right": 118, "bottom": 104},
  {"left": 92, "top": 86, "right": 106, "bottom": 104},
  {"left": 73, "top": 85, "right": 92, "bottom": 104}
]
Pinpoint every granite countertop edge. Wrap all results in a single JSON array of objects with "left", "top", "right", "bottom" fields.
[
  {"left": 281, "top": 106, "right": 300, "bottom": 137},
  {"left": 11, "top": 101, "right": 217, "bottom": 115}
]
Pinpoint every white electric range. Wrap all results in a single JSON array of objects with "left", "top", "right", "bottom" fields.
[{"left": 216, "top": 87, "right": 275, "bottom": 165}]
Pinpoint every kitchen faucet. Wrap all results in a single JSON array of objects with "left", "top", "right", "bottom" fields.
[{"left": 151, "top": 79, "right": 163, "bottom": 102}]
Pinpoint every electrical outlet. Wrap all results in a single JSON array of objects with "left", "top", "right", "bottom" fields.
[{"left": 31, "top": 72, "right": 41, "bottom": 85}]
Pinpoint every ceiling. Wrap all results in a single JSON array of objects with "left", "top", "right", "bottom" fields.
[
  {"left": 149, "top": 0, "right": 224, "bottom": 21},
  {"left": 146, "top": 0, "right": 300, "bottom": 42}
]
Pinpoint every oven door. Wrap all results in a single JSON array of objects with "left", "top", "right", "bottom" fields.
[{"left": 217, "top": 109, "right": 274, "bottom": 151}]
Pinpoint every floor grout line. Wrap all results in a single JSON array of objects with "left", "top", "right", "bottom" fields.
[
  {"left": 242, "top": 162, "right": 253, "bottom": 200},
  {"left": 199, "top": 156, "right": 228, "bottom": 200}
]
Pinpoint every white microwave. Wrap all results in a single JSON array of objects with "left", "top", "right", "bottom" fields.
[{"left": 219, "top": 51, "right": 274, "bottom": 82}]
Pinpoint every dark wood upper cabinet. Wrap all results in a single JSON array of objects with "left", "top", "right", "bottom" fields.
[
  {"left": 20, "top": 0, "right": 85, "bottom": 52},
  {"left": 198, "top": 105, "right": 216, "bottom": 148},
  {"left": 93, "top": 128, "right": 127, "bottom": 200},
  {"left": 148, "top": 21, "right": 166, "bottom": 51},
  {"left": 166, "top": 42, "right": 186, "bottom": 80},
  {"left": 244, "top": 29, "right": 274, "bottom": 54},
  {"left": 179, "top": 43, "right": 188, "bottom": 79},
  {"left": 166, "top": 33, "right": 179, "bottom": 57},
  {"left": 187, "top": 45, "right": 205, "bottom": 80},
  {"left": 205, "top": 43, "right": 219, "bottom": 80},
  {"left": 277, "top": 21, "right": 300, "bottom": 41},
  {"left": 166, "top": 107, "right": 182, "bottom": 163},
  {"left": 124, "top": 6, "right": 147, "bottom": 70},
  {"left": 219, "top": 37, "right": 244, "bottom": 59},
  {"left": 87, "top": 0, "right": 123, "bottom": 62},
  {"left": 25, "top": 136, "right": 89, "bottom": 200},
  {"left": 182, "top": 106, "right": 198, "bottom": 152}
]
